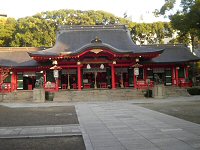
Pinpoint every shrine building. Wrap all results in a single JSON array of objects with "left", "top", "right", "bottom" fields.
[{"left": 0, "top": 25, "right": 199, "bottom": 93}]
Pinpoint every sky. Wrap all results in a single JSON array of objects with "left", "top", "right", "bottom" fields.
[{"left": 0, "top": 0, "right": 170, "bottom": 23}]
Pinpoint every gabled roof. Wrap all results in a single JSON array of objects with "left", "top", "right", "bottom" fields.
[
  {"left": 143, "top": 44, "right": 199, "bottom": 63},
  {"left": 0, "top": 50, "right": 39, "bottom": 68},
  {"left": 29, "top": 25, "right": 163, "bottom": 57}
]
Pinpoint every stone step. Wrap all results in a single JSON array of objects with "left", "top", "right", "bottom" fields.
[
  {"left": 54, "top": 89, "right": 145, "bottom": 101},
  {"left": 165, "top": 86, "right": 190, "bottom": 97}
]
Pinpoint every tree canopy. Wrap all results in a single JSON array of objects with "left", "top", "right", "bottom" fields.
[
  {"left": 156, "top": 0, "right": 200, "bottom": 49},
  {"left": 0, "top": 9, "right": 173, "bottom": 47}
]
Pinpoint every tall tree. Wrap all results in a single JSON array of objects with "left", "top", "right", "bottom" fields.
[
  {"left": 0, "top": 9, "right": 175, "bottom": 47},
  {"left": 156, "top": 0, "right": 200, "bottom": 50},
  {"left": 0, "top": 18, "right": 16, "bottom": 46},
  {"left": 131, "top": 22, "right": 173, "bottom": 44}
]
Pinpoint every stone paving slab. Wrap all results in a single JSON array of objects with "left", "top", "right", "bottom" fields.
[
  {"left": 76, "top": 102, "right": 200, "bottom": 150},
  {"left": 0, "top": 124, "right": 81, "bottom": 138}
]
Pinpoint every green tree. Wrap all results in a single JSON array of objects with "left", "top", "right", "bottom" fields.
[
  {"left": 12, "top": 16, "right": 56, "bottom": 47},
  {"left": 156, "top": 0, "right": 200, "bottom": 50},
  {"left": 0, "top": 18, "right": 16, "bottom": 46},
  {"left": 0, "top": 9, "right": 175, "bottom": 47},
  {"left": 131, "top": 22, "right": 173, "bottom": 44}
]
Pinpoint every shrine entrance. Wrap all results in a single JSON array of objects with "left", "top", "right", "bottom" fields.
[
  {"left": 60, "top": 69, "right": 77, "bottom": 89},
  {"left": 82, "top": 64, "right": 110, "bottom": 89},
  {"left": 115, "top": 67, "right": 134, "bottom": 88},
  {"left": 22, "top": 72, "right": 36, "bottom": 90}
]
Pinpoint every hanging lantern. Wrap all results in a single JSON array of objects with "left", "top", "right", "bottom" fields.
[
  {"left": 87, "top": 64, "right": 91, "bottom": 69},
  {"left": 100, "top": 64, "right": 104, "bottom": 69},
  {"left": 52, "top": 60, "right": 58, "bottom": 65},
  {"left": 113, "top": 61, "right": 116, "bottom": 64}
]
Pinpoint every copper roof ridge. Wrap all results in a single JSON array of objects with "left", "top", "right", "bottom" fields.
[{"left": 58, "top": 24, "right": 127, "bottom": 31}]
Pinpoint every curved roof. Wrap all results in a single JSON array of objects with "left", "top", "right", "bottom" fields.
[
  {"left": 29, "top": 25, "right": 163, "bottom": 57},
  {"left": 143, "top": 44, "right": 199, "bottom": 63}
]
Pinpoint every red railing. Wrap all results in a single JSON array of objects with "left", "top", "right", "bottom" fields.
[
  {"left": 0, "top": 83, "right": 11, "bottom": 93},
  {"left": 178, "top": 78, "right": 192, "bottom": 87},
  {"left": 44, "top": 82, "right": 56, "bottom": 91},
  {"left": 136, "top": 80, "right": 154, "bottom": 89}
]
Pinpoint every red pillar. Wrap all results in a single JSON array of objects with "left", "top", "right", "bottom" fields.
[
  {"left": 133, "top": 70, "right": 137, "bottom": 89},
  {"left": 43, "top": 71, "right": 46, "bottom": 88},
  {"left": 176, "top": 67, "right": 179, "bottom": 86},
  {"left": 111, "top": 64, "right": 116, "bottom": 89},
  {"left": 77, "top": 65, "right": 82, "bottom": 90},
  {"left": 11, "top": 72, "right": 16, "bottom": 91},
  {"left": 55, "top": 78, "right": 59, "bottom": 91},
  {"left": 185, "top": 66, "right": 189, "bottom": 79}
]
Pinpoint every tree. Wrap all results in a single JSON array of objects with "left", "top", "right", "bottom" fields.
[
  {"left": 156, "top": 0, "right": 200, "bottom": 50},
  {"left": 0, "top": 18, "right": 16, "bottom": 46},
  {"left": 11, "top": 16, "right": 56, "bottom": 47},
  {"left": 0, "top": 9, "right": 175, "bottom": 47},
  {"left": 131, "top": 22, "right": 173, "bottom": 45}
]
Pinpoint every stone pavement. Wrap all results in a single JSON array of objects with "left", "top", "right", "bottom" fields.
[
  {"left": 76, "top": 102, "right": 200, "bottom": 150},
  {"left": 1, "top": 96, "right": 200, "bottom": 150},
  {"left": 0, "top": 124, "right": 81, "bottom": 138}
]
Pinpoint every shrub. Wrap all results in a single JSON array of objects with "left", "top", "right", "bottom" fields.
[{"left": 187, "top": 88, "right": 200, "bottom": 95}]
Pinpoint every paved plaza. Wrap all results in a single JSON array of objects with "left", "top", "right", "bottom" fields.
[
  {"left": 1, "top": 96, "right": 200, "bottom": 150},
  {"left": 76, "top": 101, "right": 200, "bottom": 150}
]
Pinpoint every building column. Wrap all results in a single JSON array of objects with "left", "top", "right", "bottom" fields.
[
  {"left": 43, "top": 71, "right": 46, "bottom": 88},
  {"left": 133, "top": 70, "right": 137, "bottom": 89},
  {"left": 77, "top": 65, "right": 82, "bottom": 90},
  {"left": 11, "top": 72, "right": 16, "bottom": 91},
  {"left": 55, "top": 78, "right": 59, "bottom": 91},
  {"left": 111, "top": 64, "right": 116, "bottom": 89},
  {"left": 172, "top": 67, "right": 175, "bottom": 85},
  {"left": 176, "top": 67, "right": 179, "bottom": 86},
  {"left": 185, "top": 66, "right": 189, "bottom": 79}
]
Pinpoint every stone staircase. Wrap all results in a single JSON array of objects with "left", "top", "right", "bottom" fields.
[
  {"left": 165, "top": 86, "right": 190, "bottom": 97},
  {"left": 54, "top": 89, "right": 145, "bottom": 102}
]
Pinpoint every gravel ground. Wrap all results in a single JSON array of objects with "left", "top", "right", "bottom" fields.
[
  {"left": 0, "top": 136, "right": 85, "bottom": 150},
  {"left": 0, "top": 105, "right": 78, "bottom": 127},
  {"left": 137, "top": 100, "right": 200, "bottom": 124},
  {"left": 0, "top": 105, "right": 86, "bottom": 150}
]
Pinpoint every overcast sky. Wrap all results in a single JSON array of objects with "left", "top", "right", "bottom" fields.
[{"left": 0, "top": 0, "right": 171, "bottom": 22}]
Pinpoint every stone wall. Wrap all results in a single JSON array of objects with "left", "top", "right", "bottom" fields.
[
  {"left": 0, "top": 87, "right": 190, "bottom": 102},
  {"left": 0, "top": 90, "right": 33, "bottom": 102},
  {"left": 53, "top": 89, "right": 144, "bottom": 102}
]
